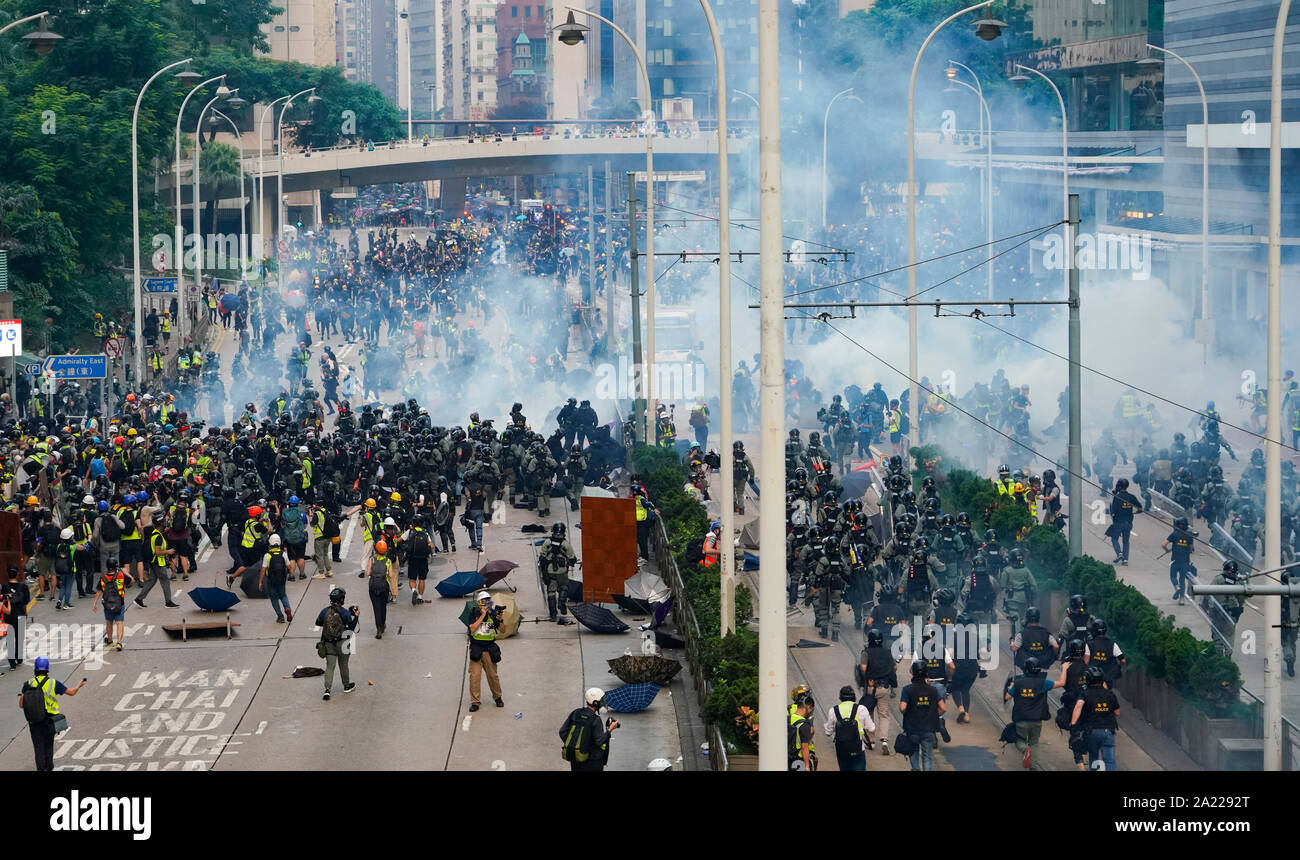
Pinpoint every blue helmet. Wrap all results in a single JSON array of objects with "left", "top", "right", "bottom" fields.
[
  {"left": 34, "top": 656, "right": 49, "bottom": 673},
  {"left": 97, "top": 501, "right": 109, "bottom": 513},
  {"left": 164, "top": 424, "right": 175, "bottom": 432},
  {"left": 711, "top": 521, "right": 721, "bottom": 531},
  {"left": 288, "top": 495, "right": 300, "bottom": 505},
  {"left": 159, "top": 445, "right": 170, "bottom": 453}
]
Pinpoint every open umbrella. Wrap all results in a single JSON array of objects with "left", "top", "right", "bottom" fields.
[
  {"left": 188, "top": 587, "right": 240, "bottom": 612},
  {"left": 492, "top": 592, "right": 521, "bottom": 639},
  {"left": 840, "top": 471, "right": 877, "bottom": 500},
  {"left": 219, "top": 292, "right": 240, "bottom": 312},
  {"left": 603, "top": 683, "right": 660, "bottom": 713},
  {"left": 612, "top": 594, "right": 654, "bottom": 615},
  {"left": 652, "top": 595, "right": 674, "bottom": 628},
  {"left": 238, "top": 569, "right": 267, "bottom": 599},
  {"left": 608, "top": 654, "right": 683, "bottom": 686},
  {"left": 435, "top": 570, "right": 486, "bottom": 598},
  {"left": 568, "top": 602, "right": 630, "bottom": 634},
  {"left": 479, "top": 559, "right": 518, "bottom": 592}
]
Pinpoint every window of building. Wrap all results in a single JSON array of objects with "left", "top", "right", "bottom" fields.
[
  {"left": 663, "top": 18, "right": 672, "bottom": 36},
  {"left": 663, "top": 78, "right": 675, "bottom": 95},
  {"left": 525, "top": 5, "right": 531, "bottom": 15},
  {"left": 512, "top": 5, "right": 517, "bottom": 14},
  {"left": 537, "top": 5, "right": 543, "bottom": 16},
  {"left": 476, "top": 23, "right": 482, "bottom": 32}
]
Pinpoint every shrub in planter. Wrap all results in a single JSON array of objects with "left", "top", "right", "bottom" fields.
[{"left": 700, "top": 629, "right": 759, "bottom": 677}]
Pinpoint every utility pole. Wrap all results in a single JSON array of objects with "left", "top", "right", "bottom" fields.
[
  {"left": 586, "top": 164, "right": 595, "bottom": 307},
  {"left": 1068, "top": 194, "right": 1082, "bottom": 557},
  {"left": 604, "top": 160, "right": 614, "bottom": 350},
  {"left": 627, "top": 174, "right": 645, "bottom": 441}
]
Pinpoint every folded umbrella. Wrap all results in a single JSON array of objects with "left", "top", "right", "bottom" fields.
[
  {"left": 434, "top": 570, "right": 486, "bottom": 598},
  {"left": 188, "top": 587, "right": 241, "bottom": 612},
  {"left": 652, "top": 595, "right": 674, "bottom": 628},
  {"left": 603, "top": 683, "right": 660, "bottom": 713},
  {"left": 568, "top": 602, "right": 630, "bottom": 634},
  {"left": 608, "top": 654, "right": 683, "bottom": 686}
]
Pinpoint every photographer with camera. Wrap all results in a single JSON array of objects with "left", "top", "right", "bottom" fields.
[
  {"left": 316, "top": 587, "right": 359, "bottom": 701},
  {"left": 465, "top": 590, "right": 504, "bottom": 712},
  {"left": 559, "top": 688, "right": 619, "bottom": 771}
]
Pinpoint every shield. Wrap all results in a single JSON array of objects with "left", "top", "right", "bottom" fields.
[
  {"left": 568, "top": 602, "right": 630, "bottom": 634},
  {"left": 188, "top": 587, "right": 240, "bottom": 612},
  {"left": 434, "top": 570, "right": 486, "bottom": 598},
  {"left": 603, "top": 683, "right": 660, "bottom": 713},
  {"left": 479, "top": 559, "right": 518, "bottom": 592},
  {"left": 607, "top": 654, "right": 683, "bottom": 686}
]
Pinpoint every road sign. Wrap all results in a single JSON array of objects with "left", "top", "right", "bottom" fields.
[
  {"left": 104, "top": 337, "right": 122, "bottom": 358},
  {"left": 0, "top": 320, "right": 22, "bottom": 358},
  {"left": 142, "top": 277, "right": 177, "bottom": 294},
  {"left": 23, "top": 363, "right": 41, "bottom": 376},
  {"left": 43, "top": 354, "right": 107, "bottom": 379}
]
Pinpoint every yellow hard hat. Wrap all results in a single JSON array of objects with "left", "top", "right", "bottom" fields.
[
  {"left": 127, "top": 428, "right": 138, "bottom": 437},
  {"left": 25, "top": 496, "right": 38, "bottom": 506},
  {"left": 365, "top": 498, "right": 377, "bottom": 509},
  {"left": 790, "top": 684, "right": 809, "bottom": 703},
  {"left": 390, "top": 492, "right": 402, "bottom": 503},
  {"left": 1013, "top": 482, "right": 1025, "bottom": 493}
]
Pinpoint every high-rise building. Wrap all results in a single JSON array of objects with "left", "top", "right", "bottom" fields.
[
  {"left": 337, "top": 0, "right": 373, "bottom": 83},
  {"left": 441, "top": 0, "right": 501, "bottom": 120},
  {"left": 409, "top": 0, "right": 442, "bottom": 119},
  {"left": 260, "top": 0, "right": 338, "bottom": 67},
  {"left": 371, "top": 0, "right": 399, "bottom": 104}
]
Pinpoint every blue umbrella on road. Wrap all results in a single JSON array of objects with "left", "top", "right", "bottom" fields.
[
  {"left": 603, "top": 683, "right": 660, "bottom": 713},
  {"left": 188, "top": 587, "right": 241, "bottom": 612},
  {"left": 219, "top": 292, "right": 240, "bottom": 312},
  {"left": 435, "top": 570, "right": 486, "bottom": 598}
]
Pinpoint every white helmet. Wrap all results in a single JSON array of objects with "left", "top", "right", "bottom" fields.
[
  {"left": 476, "top": 590, "right": 491, "bottom": 602},
  {"left": 647, "top": 758, "right": 673, "bottom": 771},
  {"left": 383, "top": 517, "right": 397, "bottom": 527},
  {"left": 585, "top": 687, "right": 605, "bottom": 708},
  {"left": 298, "top": 446, "right": 309, "bottom": 454},
  {"left": 59, "top": 527, "right": 73, "bottom": 540},
  {"left": 269, "top": 534, "right": 282, "bottom": 546},
  {"left": 82, "top": 494, "right": 95, "bottom": 505}
]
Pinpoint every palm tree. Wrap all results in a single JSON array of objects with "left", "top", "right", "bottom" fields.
[{"left": 198, "top": 140, "right": 245, "bottom": 248}]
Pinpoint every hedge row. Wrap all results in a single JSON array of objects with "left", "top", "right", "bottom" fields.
[
  {"left": 918, "top": 447, "right": 1241, "bottom": 715},
  {"left": 630, "top": 446, "right": 758, "bottom": 751}
]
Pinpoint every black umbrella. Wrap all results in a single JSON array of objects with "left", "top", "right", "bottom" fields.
[
  {"left": 568, "top": 602, "right": 630, "bottom": 634},
  {"left": 188, "top": 587, "right": 240, "bottom": 612},
  {"left": 612, "top": 594, "right": 654, "bottom": 615},
  {"left": 238, "top": 569, "right": 267, "bottom": 599}
]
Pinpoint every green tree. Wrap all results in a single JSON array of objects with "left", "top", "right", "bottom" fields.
[
  {"left": 0, "top": 184, "right": 78, "bottom": 349},
  {"left": 198, "top": 140, "right": 244, "bottom": 239}
]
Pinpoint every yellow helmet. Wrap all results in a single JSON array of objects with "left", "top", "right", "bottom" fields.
[
  {"left": 364, "top": 498, "right": 377, "bottom": 509},
  {"left": 25, "top": 496, "right": 38, "bottom": 506},
  {"left": 127, "top": 428, "right": 138, "bottom": 437},
  {"left": 390, "top": 492, "right": 402, "bottom": 503},
  {"left": 1013, "top": 482, "right": 1025, "bottom": 494},
  {"left": 94, "top": 313, "right": 103, "bottom": 319},
  {"left": 790, "top": 684, "right": 810, "bottom": 703}
]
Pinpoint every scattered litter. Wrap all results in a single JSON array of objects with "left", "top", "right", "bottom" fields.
[
  {"left": 287, "top": 667, "right": 325, "bottom": 679},
  {"left": 793, "top": 638, "right": 831, "bottom": 648},
  {"left": 367, "top": 681, "right": 375, "bottom": 685},
  {"left": 514, "top": 712, "right": 523, "bottom": 719},
  {"left": 425, "top": 673, "right": 433, "bottom": 678}
]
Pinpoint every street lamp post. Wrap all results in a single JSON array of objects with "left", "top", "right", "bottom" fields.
[
  {"left": 1263, "top": 0, "right": 1292, "bottom": 774},
  {"left": 194, "top": 89, "right": 235, "bottom": 329},
  {"left": 821, "top": 87, "right": 854, "bottom": 231},
  {"left": 947, "top": 60, "right": 993, "bottom": 300},
  {"left": 174, "top": 75, "right": 224, "bottom": 343},
  {"left": 0, "top": 11, "right": 62, "bottom": 51},
  {"left": 1010, "top": 64, "right": 1079, "bottom": 559},
  {"left": 401, "top": 7, "right": 413, "bottom": 141},
  {"left": 277, "top": 88, "right": 318, "bottom": 296},
  {"left": 211, "top": 109, "right": 249, "bottom": 283},
  {"left": 257, "top": 95, "right": 293, "bottom": 278},
  {"left": 133, "top": 58, "right": 195, "bottom": 386},
  {"left": 1142, "top": 44, "right": 1209, "bottom": 366},
  {"left": 558, "top": 8, "right": 656, "bottom": 444},
  {"left": 905, "top": 1, "right": 1001, "bottom": 459}
]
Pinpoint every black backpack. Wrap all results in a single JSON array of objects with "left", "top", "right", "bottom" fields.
[
  {"left": 560, "top": 708, "right": 599, "bottom": 763},
  {"left": 409, "top": 529, "right": 431, "bottom": 559},
  {"left": 832, "top": 703, "right": 863, "bottom": 756},
  {"left": 119, "top": 509, "right": 137, "bottom": 536},
  {"left": 99, "top": 514, "right": 121, "bottom": 543},
  {"left": 685, "top": 537, "right": 705, "bottom": 565},
  {"left": 170, "top": 505, "right": 189, "bottom": 534},
  {"left": 320, "top": 605, "right": 345, "bottom": 642},
  {"left": 100, "top": 574, "right": 125, "bottom": 614},
  {"left": 22, "top": 676, "right": 51, "bottom": 725},
  {"left": 266, "top": 550, "right": 288, "bottom": 586}
]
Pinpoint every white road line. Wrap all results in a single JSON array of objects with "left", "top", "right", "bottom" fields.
[
  {"left": 100, "top": 673, "right": 115, "bottom": 687},
  {"left": 339, "top": 517, "right": 357, "bottom": 560},
  {"left": 255, "top": 721, "right": 267, "bottom": 735}
]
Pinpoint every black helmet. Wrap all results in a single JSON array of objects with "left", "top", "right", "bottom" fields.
[
  {"left": 889, "top": 454, "right": 902, "bottom": 470},
  {"left": 985, "top": 528, "right": 998, "bottom": 543},
  {"left": 808, "top": 431, "right": 821, "bottom": 445},
  {"left": 936, "top": 587, "right": 955, "bottom": 605},
  {"left": 914, "top": 535, "right": 930, "bottom": 552},
  {"left": 1089, "top": 618, "right": 1108, "bottom": 637},
  {"left": 1009, "top": 547, "right": 1024, "bottom": 565},
  {"left": 910, "top": 549, "right": 927, "bottom": 565},
  {"left": 921, "top": 476, "right": 935, "bottom": 490},
  {"left": 1067, "top": 638, "right": 1085, "bottom": 659},
  {"left": 1221, "top": 560, "right": 1239, "bottom": 579},
  {"left": 1251, "top": 448, "right": 1264, "bottom": 464},
  {"left": 789, "top": 429, "right": 800, "bottom": 440},
  {"left": 867, "top": 630, "right": 884, "bottom": 647},
  {"left": 823, "top": 535, "right": 840, "bottom": 552},
  {"left": 939, "top": 514, "right": 954, "bottom": 529},
  {"left": 1210, "top": 464, "right": 1223, "bottom": 480},
  {"left": 1023, "top": 656, "right": 1042, "bottom": 675},
  {"left": 956, "top": 511, "right": 970, "bottom": 527},
  {"left": 733, "top": 440, "right": 744, "bottom": 452},
  {"left": 924, "top": 496, "right": 941, "bottom": 513},
  {"left": 970, "top": 554, "right": 987, "bottom": 570},
  {"left": 1174, "top": 516, "right": 1189, "bottom": 530},
  {"left": 997, "top": 463, "right": 1010, "bottom": 476},
  {"left": 1068, "top": 594, "right": 1087, "bottom": 613},
  {"left": 1084, "top": 665, "right": 1107, "bottom": 686},
  {"left": 552, "top": 522, "right": 566, "bottom": 537},
  {"left": 1024, "top": 605, "right": 1040, "bottom": 623},
  {"left": 795, "top": 467, "right": 808, "bottom": 482},
  {"left": 329, "top": 587, "right": 346, "bottom": 604},
  {"left": 785, "top": 478, "right": 799, "bottom": 493},
  {"left": 893, "top": 521, "right": 910, "bottom": 539},
  {"left": 823, "top": 490, "right": 838, "bottom": 505},
  {"left": 902, "top": 490, "right": 915, "bottom": 505}
]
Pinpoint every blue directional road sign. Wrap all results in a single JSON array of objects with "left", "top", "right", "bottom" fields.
[
  {"left": 43, "top": 354, "right": 108, "bottom": 379},
  {"left": 142, "top": 277, "right": 177, "bottom": 293},
  {"left": 23, "top": 363, "right": 41, "bottom": 376}
]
